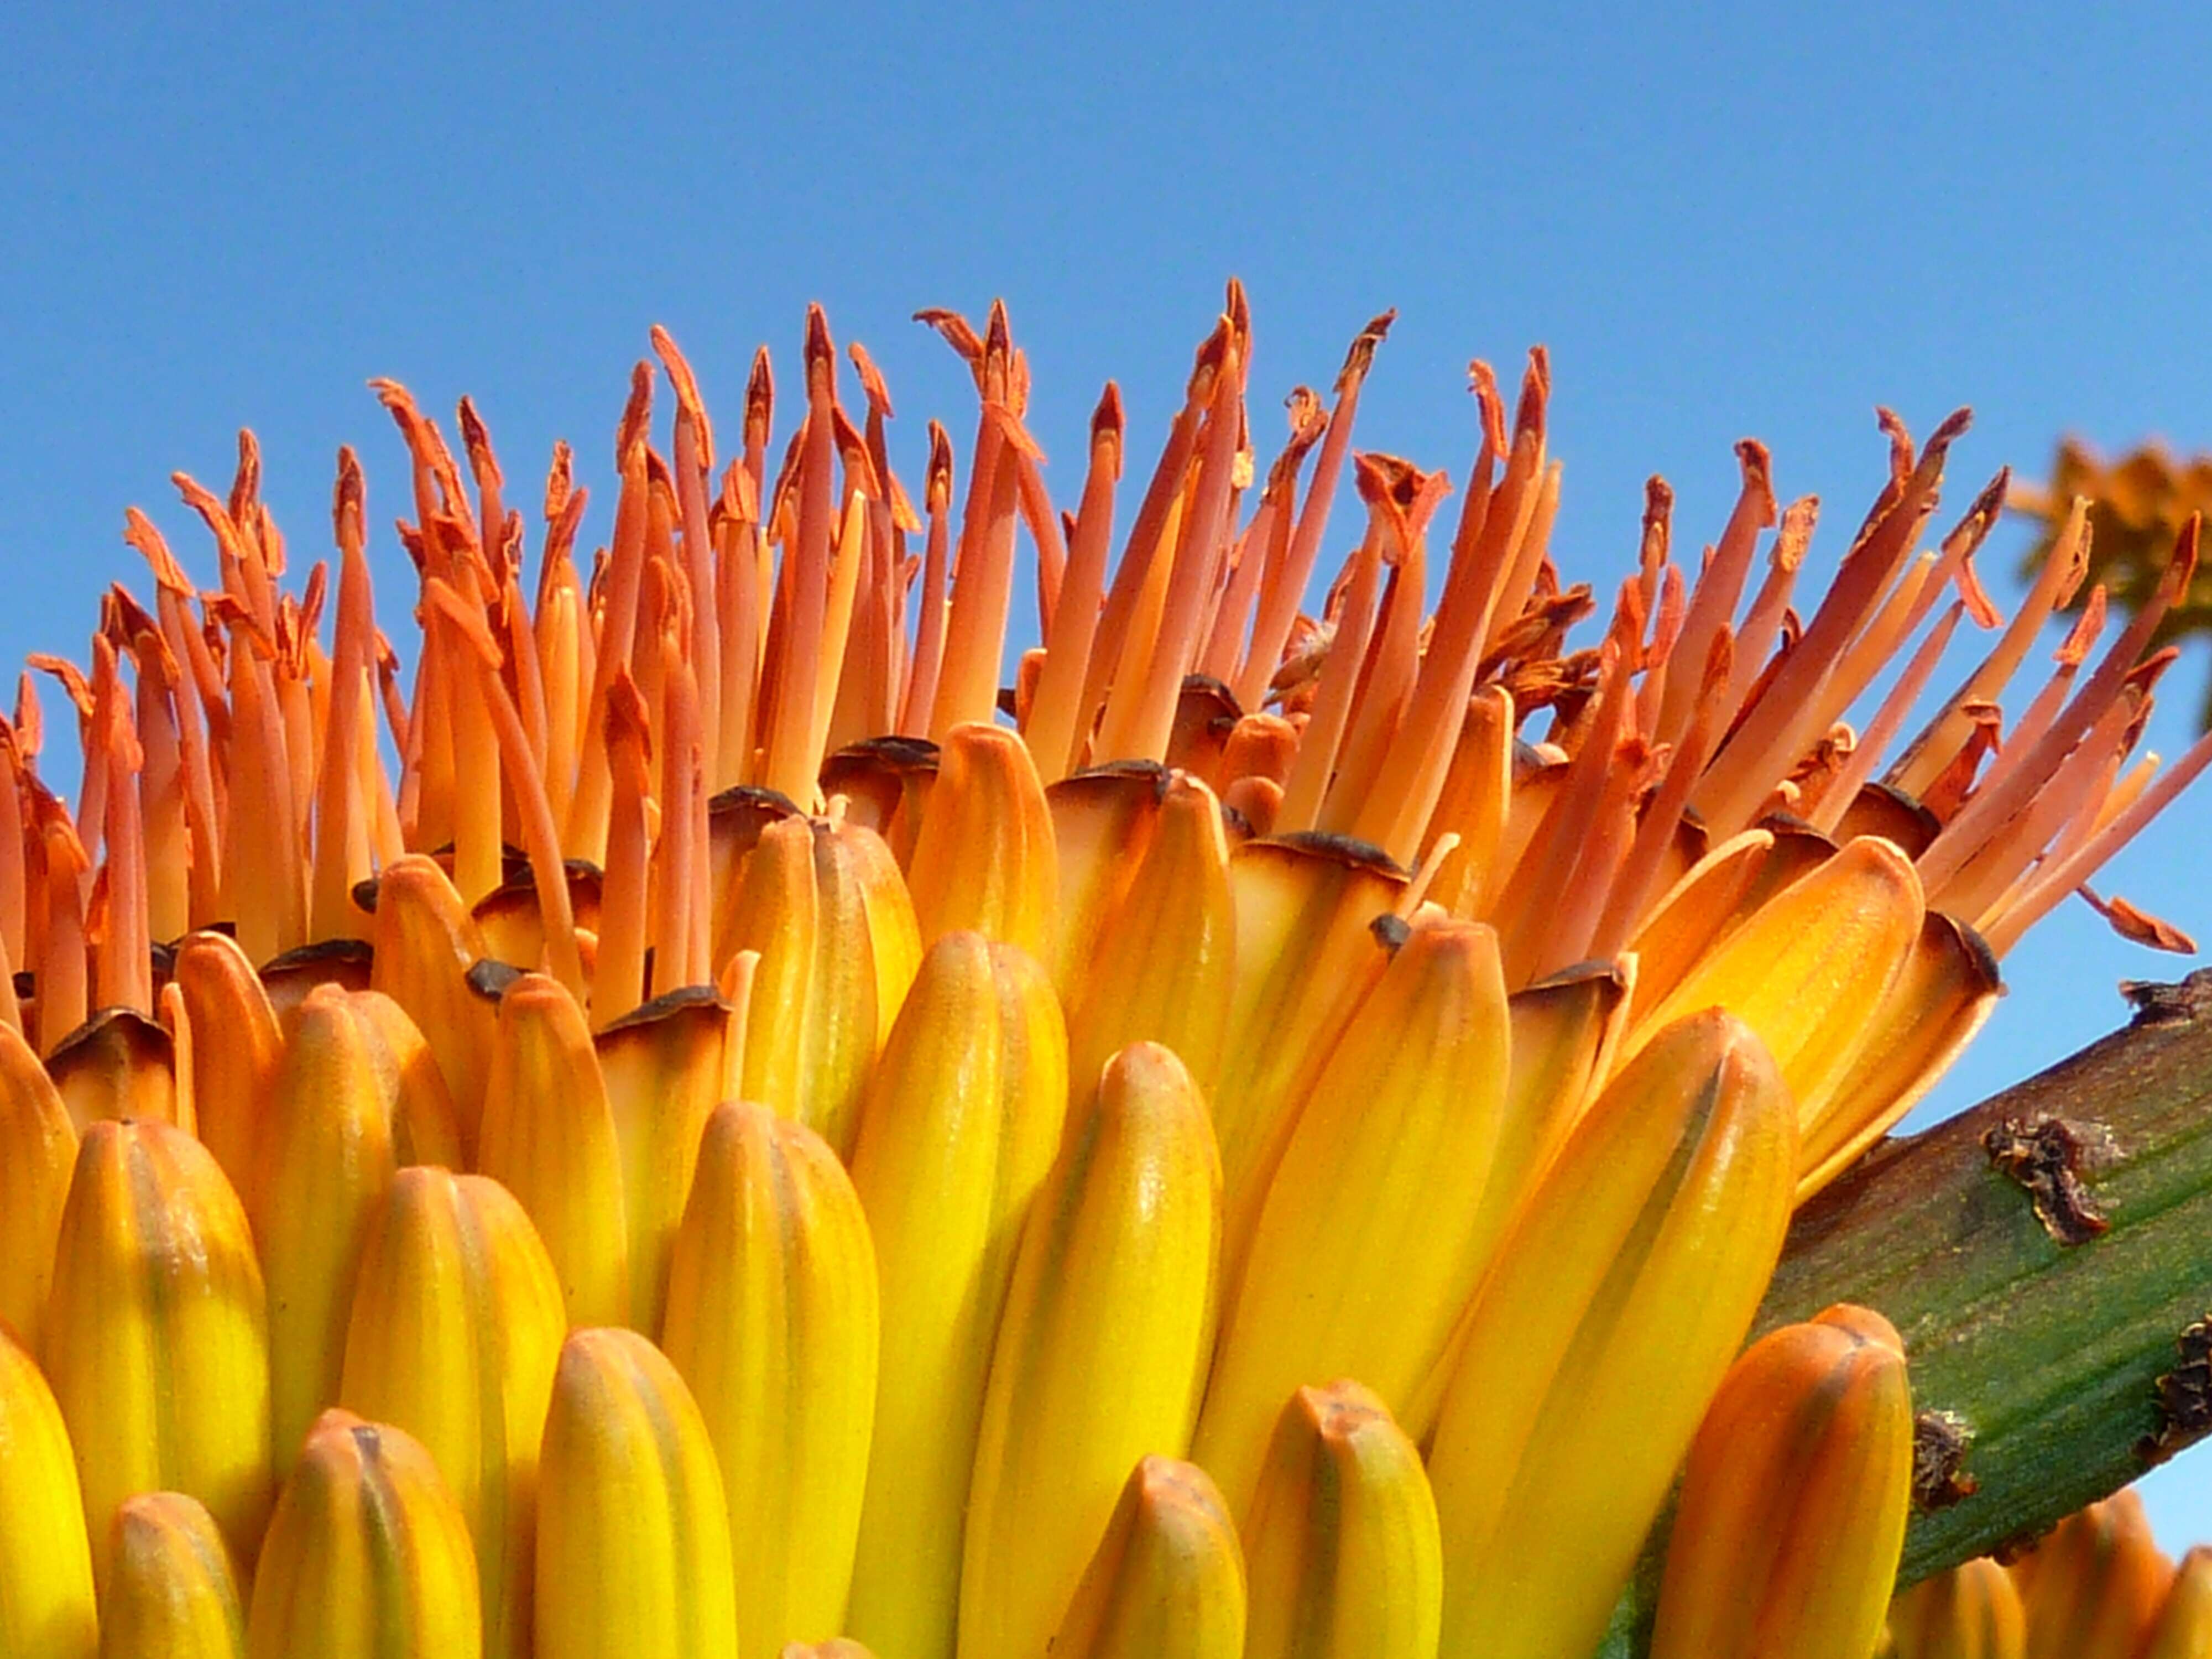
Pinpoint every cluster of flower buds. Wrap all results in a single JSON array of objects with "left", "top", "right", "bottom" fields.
[
  {"left": 1883, "top": 1493, "right": 2212, "bottom": 1658},
  {"left": 0, "top": 289, "right": 2204, "bottom": 1657}
]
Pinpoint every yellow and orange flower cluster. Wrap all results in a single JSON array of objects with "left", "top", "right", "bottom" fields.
[
  {"left": 1886, "top": 1494, "right": 2212, "bottom": 1659},
  {"left": 0, "top": 289, "right": 2205, "bottom": 1657}
]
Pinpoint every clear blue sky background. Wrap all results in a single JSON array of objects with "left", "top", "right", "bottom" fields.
[{"left": 6, "top": 5, "right": 2210, "bottom": 1546}]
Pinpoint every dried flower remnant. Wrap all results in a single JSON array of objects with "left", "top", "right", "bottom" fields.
[{"left": 0, "top": 289, "right": 2203, "bottom": 1657}]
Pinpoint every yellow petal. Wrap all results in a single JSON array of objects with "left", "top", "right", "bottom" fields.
[
  {"left": 1211, "top": 834, "right": 1404, "bottom": 1277},
  {"left": 100, "top": 1493, "right": 248, "bottom": 1659},
  {"left": 663, "top": 1102, "right": 879, "bottom": 1654},
  {"left": 246, "top": 1409, "right": 482, "bottom": 1659},
  {"left": 1050, "top": 1456, "right": 1248, "bottom": 1659},
  {"left": 0, "top": 1322, "right": 98, "bottom": 1659},
  {"left": 534, "top": 1327, "right": 738, "bottom": 1659},
  {"left": 1428, "top": 1009, "right": 1797, "bottom": 1659},
  {"left": 1194, "top": 917, "right": 1509, "bottom": 1516},
  {"left": 958, "top": 1042, "right": 1222, "bottom": 1659},
  {"left": 844, "top": 932, "right": 1071, "bottom": 1659},
  {"left": 721, "top": 812, "right": 920, "bottom": 1157},
  {"left": 0, "top": 1018, "right": 74, "bottom": 1352},
  {"left": 249, "top": 984, "right": 398, "bottom": 1478},
  {"left": 1066, "top": 771, "right": 1235, "bottom": 1098},
  {"left": 368, "top": 854, "right": 496, "bottom": 1160},
  {"left": 1621, "top": 836, "right": 1924, "bottom": 1115},
  {"left": 906, "top": 722, "right": 1058, "bottom": 962},
  {"left": 1887, "top": 1557, "right": 2026, "bottom": 1659},
  {"left": 1046, "top": 764, "right": 1165, "bottom": 998},
  {"left": 477, "top": 971, "right": 631, "bottom": 1328},
  {"left": 594, "top": 987, "right": 731, "bottom": 1334},
  {"left": 1651, "top": 1305, "right": 1916, "bottom": 1659},
  {"left": 337, "top": 1167, "right": 567, "bottom": 1659},
  {"left": 169, "top": 930, "right": 283, "bottom": 1191},
  {"left": 1241, "top": 1380, "right": 1441, "bottom": 1659},
  {"left": 1796, "top": 913, "right": 2000, "bottom": 1197},
  {"left": 43, "top": 1118, "right": 273, "bottom": 1592}
]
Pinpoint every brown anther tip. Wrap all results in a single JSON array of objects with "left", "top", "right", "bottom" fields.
[
  {"left": 848, "top": 341, "right": 895, "bottom": 418},
  {"left": 913, "top": 308, "right": 985, "bottom": 374},
  {"left": 1911, "top": 1410, "right": 1980, "bottom": 1510},
  {"left": 2138, "top": 1315, "right": 2212, "bottom": 1468},
  {"left": 1734, "top": 439, "right": 1777, "bottom": 523},
  {"left": 984, "top": 298, "right": 1013, "bottom": 360},
  {"left": 1983, "top": 1116, "right": 2111, "bottom": 1246},
  {"left": 2084, "top": 888, "right": 2197, "bottom": 954},
  {"left": 616, "top": 361, "right": 654, "bottom": 467},
  {"left": 650, "top": 325, "right": 716, "bottom": 469},
  {"left": 925, "top": 421, "right": 955, "bottom": 510},
  {"left": 1514, "top": 346, "right": 1551, "bottom": 442},
  {"left": 1334, "top": 310, "right": 1395, "bottom": 394},
  {"left": 805, "top": 302, "right": 836, "bottom": 368}
]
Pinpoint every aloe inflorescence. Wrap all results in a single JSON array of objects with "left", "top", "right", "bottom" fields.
[{"left": 0, "top": 286, "right": 2205, "bottom": 1658}]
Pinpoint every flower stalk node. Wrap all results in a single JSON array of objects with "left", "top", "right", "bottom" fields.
[{"left": 1982, "top": 1116, "right": 2111, "bottom": 1244}]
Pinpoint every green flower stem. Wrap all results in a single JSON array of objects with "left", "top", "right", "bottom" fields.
[{"left": 1598, "top": 968, "right": 2212, "bottom": 1657}]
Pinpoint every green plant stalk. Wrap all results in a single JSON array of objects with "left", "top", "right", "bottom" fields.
[{"left": 1597, "top": 967, "right": 2212, "bottom": 1658}]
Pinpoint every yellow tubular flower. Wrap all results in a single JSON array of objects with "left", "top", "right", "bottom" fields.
[
  {"left": 246, "top": 1409, "right": 482, "bottom": 1659},
  {"left": 534, "top": 1327, "right": 738, "bottom": 1659},
  {"left": 100, "top": 1493, "right": 249, "bottom": 1659},
  {"left": 905, "top": 721, "right": 1060, "bottom": 961},
  {"left": 1049, "top": 1456, "right": 1248, "bottom": 1659},
  {"left": 1427, "top": 1008, "right": 1797, "bottom": 1659},
  {"left": 662, "top": 1101, "right": 880, "bottom": 1654},
  {"left": 336, "top": 1167, "right": 566, "bottom": 1659},
  {"left": 476, "top": 971, "right": 632, "bottom": 1328},
  {"left": 1888, "top": 1557, "right": 2027, "bottom": 1659},
  {"left": 1210, "top": 836, "right": 1403, "bottom": 1274},
  {"left": 368, "top": 854, "right": 497, "bottom": 1160},
  {"left": 2015, "top": 1491, "right": 2176, "bottom": 1659},
  {"left": 593, "top": 987, "right": 732, "bottom": 1334},
  {"left": 1241, "top": 1380, "right": 1442, "bottom": 1659},
  {"left": 1194, "top": 916, "right": 1509, "bottom": 1515},
  {"left": 844, "top": 931, "right": 1071, "bottom": 1659},
  {"left": 2140, "top": 1546, "right": 2212, "bottom": 1659},
  {"left": 168, "top": 930, "right": 282, "bottom": 1193},
  {"left": 1622, "top": 836, "right": 1925, "bottom": 1171},
  {"left": 0, "top": 1018, "right": 74, "bottom": 1352},
  {"left": 43, "top": 1117, "right": 273, "bottom": 1591},
  {"left": 250, "top": 984, "right": 400, "bottom": 1478},
  {"left": 720, "top": 811, "right": 921, "bottom": 1158},
  {"left": 1063, "top": 770, "right": 1235, "bottom": 1098},
  {"left": 337, "top": 987, "right": 466, "bottom": 1166},
  {"left": 958, "top": 1041, "right": 1221, "bottom": 1659},
  {"left": 0, "top": 1323, "right": 98, "bottom": 1659},
  {"left": 1650, "top": 1304, "right": 1916, "bottom": 1659}
]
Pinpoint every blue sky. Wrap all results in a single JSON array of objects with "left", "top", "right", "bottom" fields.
[{"left": 6, "top": 5, "right": 2210, "bottom": 1544}]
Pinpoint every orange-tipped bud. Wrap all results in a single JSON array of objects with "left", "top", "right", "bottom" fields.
[
  {"left": 1428, "top": 1009, "right": 1797, "bottom": 1659},
  {"left": 477, "top": 971, "right": 631, "bottom": 1327},
  {"left": 719, "top": 812, "right": 920, "bottom": 1158},
  {"left": 2015, "top": 1491, "right": 2175, "bottom": 1659},
  {"left": 1049, "top": 1457, "right": 1248, "bottom": 1659},
  {"left": 1651, "top": 1305, "right": 1916, "bottom": 1659},
  {"left": 101, "top": 1493, "right": 248, "bottom": 1659},
  {"left": 958, "top": 1042, "right": 1221, "bottom": 1659},
  {"left": 0, "top": 1018, "right": 74, "bottom": 1352},
  {"left": 169, "top": 931, "right": 284, "bottom": 1193},
  {"left": 1241, "top": 1380, "right": 1442, "bottom": 1659},
  {"left": 843, "top": 932, "right": 1070, "bottom": 1659},
  {"left": 534, "top": 1327, "right": 738, "bottom": 1659},
  {"left": 1888, "top": 1557, "right": 2027, "bottom": 1659},
  {"left": 246, "top": 1410, "right": 482, "bottom": 1658},
  {"left": 368, "top": 855, "right": 497, "bottom": 1159},
  {"left": 905, "top": 722, "right": 1058, "bottom": 962}
]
